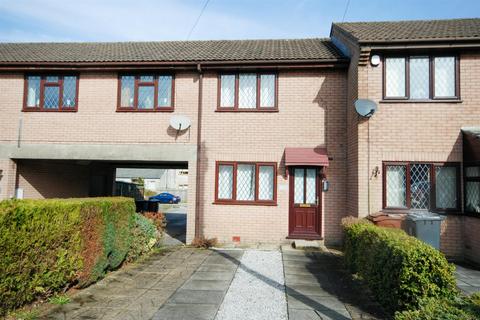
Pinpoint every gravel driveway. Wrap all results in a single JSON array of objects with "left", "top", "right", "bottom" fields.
[{"left": 215, "top": 250, "right": 288, "bottom": 320}]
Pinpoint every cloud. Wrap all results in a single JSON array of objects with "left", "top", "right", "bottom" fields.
[{"left": 0, "top": 0, "right": 272, "bottom": 42}]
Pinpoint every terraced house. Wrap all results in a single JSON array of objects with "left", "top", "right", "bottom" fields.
[{"left": 0, "top": 18, "right": 479, "bottom": 264}]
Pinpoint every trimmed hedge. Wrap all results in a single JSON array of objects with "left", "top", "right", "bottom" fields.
[
  {"left": 0, "top": 197, "right": 157, "bottom": 315},
  {"left": 395, "top": 293, "right": 480, "bottom": 319},
  {"left": 342, "top": 218, "right": 457, "bottom": 314}
]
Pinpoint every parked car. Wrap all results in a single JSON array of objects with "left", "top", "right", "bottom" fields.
[{"left": 149, "top": 192, "right": 181, "bottom": 204}]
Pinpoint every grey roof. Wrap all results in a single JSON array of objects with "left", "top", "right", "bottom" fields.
[
  {"left": 333, "top": 18, "right": 480, "bottom": 43},
  {"left": 0, "top": 38, "right": 345, "bottom": 64}
]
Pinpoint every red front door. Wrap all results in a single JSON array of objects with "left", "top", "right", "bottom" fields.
[{"left": 288, "top": 167, "right": 322, "bottom": 239}]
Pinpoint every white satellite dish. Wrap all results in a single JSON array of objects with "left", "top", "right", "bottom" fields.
[
  {"left": 354, "top": 99, "right": 377, "bottom": 118},
  {"left": 169, "top": 115, "right": 191, "bottom": 131}
]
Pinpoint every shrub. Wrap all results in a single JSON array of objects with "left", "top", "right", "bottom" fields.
[
  {"left": 395, "top": 293, "right": 480, "bottom": 320},
  {"left": 143, "top": 211, "right": 166, "bottom": 232},
  {"left": 126, "top": 213, "right": 159, "bottom": 261},
  {"left": 191, "top": 236, "right": 218, "bottom": 248},
  {"left": 0, "top": 197, "right": 158, "bottom": 315},
  {"left": 342, "top": 218, "right": 457, "bottom": 314}
]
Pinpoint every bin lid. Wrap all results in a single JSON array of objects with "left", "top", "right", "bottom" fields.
[{"left": 406, "top": 211, "right": 446, "bottom": 221}]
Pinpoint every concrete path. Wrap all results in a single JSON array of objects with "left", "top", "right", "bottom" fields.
[
  {"left": 282, "top": 247, "right": 385, "bottom": 320},
  {"left": 43, "top": 248, "right": 211, "bottom": 320},
  {"left": 152, "top": 250, "right": 243, "bottom": 320},
  {"left": 456, "top": 263, "right": 480, "bottom": 295}
]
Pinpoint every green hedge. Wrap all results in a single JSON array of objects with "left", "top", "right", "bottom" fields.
[
  {"left": 0, "top": 197, "right": 157, "bottom": 315},
  {"left": 342, "top": 218, "right": 457, "bottom": 314},
  {"left": 395, "top": 293, "right": 480, "bottom": 319}
]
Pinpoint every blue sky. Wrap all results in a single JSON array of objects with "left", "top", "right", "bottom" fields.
[{"left": 0, "top": 0, "right": 478, "bottom": 42}]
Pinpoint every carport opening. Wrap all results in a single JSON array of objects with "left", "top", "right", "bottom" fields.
[{"left": 114, "top": 167, "right": 187, "bottom": 244}]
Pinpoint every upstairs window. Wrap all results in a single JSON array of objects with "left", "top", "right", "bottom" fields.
[
  {"left": 118, "top": 74, "right": 174, "bottom": 111},
  {"left": 215, "top": 162, "right": 277, "bottom": 204},
  {"left": 383, "top": 162, "right": 460, "bottom": 212},
  {"left": 218, "top": 73, "right": 277, "bottom": 111},
  {"left": 384, "top": 55, "right": 459, "bottom": 100},
  {"left": 24, "top": 75, "right": 78, "bottom": 111}
]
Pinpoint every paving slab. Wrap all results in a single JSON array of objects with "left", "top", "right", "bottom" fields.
[
  {"left": 289, "top": 308, "right": 352, "bottom": 320},
  {"left": 455, "top": 263, "right": 480, "bottom": 294},
  {"left": 152, "top": 304, "right": 219, "bottom": 320}
]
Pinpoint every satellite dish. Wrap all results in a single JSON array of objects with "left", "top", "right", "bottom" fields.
[
  {"left": 169, "top": 115, "right": 191, "bottom": 131},
  {"left": 354, "top": 99, "right": 377, "bottom": 118}
]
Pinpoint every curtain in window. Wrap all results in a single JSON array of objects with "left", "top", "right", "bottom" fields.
[
  {"left": 220, "top": 75, "right": 235, "bottom": 107},
  {"left": 435, "top": 166, "right": 457, "bottom": 209},
  {"left": 386, "top": 165, "right": 407, "bottom": 207},
  {"left": 238, "top": 74, "right": 257, "bottom": 108},
  {"left": 218, "top": 165, "right": 233, "bottom": 199},
  {"left": 410, "top": 57, "right": 429, "bottom": 99},
  {"left": 258, "top": 165, "right": 274, "bottom": 200},
  {"left": 121, "top": 76, "right": 135, "bottom": 107},
  {"left": 434, "top": 57, "right": 455, "bottom": 97},
  {"left": 385, "top": 58, "right": 406, "bottom": 97},
  {"left": 294, "top": 168, "right": 304, "bottom": 204},
  {"left": 62, "top": 76, "right": 77, "bottom": 107},
  {"left": 26, "top": 76, "right": 40, "bottom": 107},
  {"left": 236, "top": 164, "right": 255, "bottom": 200},
  {"left": 260, "top": 74, "right": 275, "bottom": 107}
]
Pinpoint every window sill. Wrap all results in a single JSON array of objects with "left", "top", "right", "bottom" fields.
[
  {"left": 212, "top": 201, "right": 277, "bottom": 206},
  {"left": 381, "top": 208, "right": 463, "bottom": 215},
  {"left": 215, "top": 108, "right": 278, "bottom": 113},
  {"left": 22, "top": 108, "right": 78, "bottom": 112},
  {"left": 116, "top": 108, "right": 174, "bottom": 112},
  {"left": 380, "top": 99, "right": 462, "bottom": 104}
]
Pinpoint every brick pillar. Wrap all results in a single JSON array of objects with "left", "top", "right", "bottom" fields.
[{"left": 0, "top": 159, "right": 17, "bottom": 199}]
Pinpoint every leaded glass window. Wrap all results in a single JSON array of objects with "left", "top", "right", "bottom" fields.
[
  {"left": 434, "top": 57, "right": 456, "bottom": 97},
  {"left": 26, "top": 76, "right": 40, "bottom": 108},
  {"left": 435, "top": 166, "right": 457, "bottom": 209},
  {"left": 410, "top": 57, "right": 430, "bottom": 99},
  {"left": 215, "top": 162, "right": 276, "bottom": 204},
  {"left": 294, "top": 168, "right": 305, "bottom": 204},
  {"left": 24, "top": 75, "right": 78, "bottom": 111},
  {"left": 385, "top": 57, "right": 406, "bottom": 97},
  {"left": 218, "top": 165, "right": 233, "bottom": 200},
  {"left": 220, "top": 75, "right": 235, "bottom": 107},
  {"left": 218, "top": 73, "right": 277, "bottom": 110},
  {"left": 118, "top": 74, "right": 174, "bottom": 111},
  {"left": 386, "top": 165, "right": 407, "bottom": 208},
  {"left": 465, "top": 166, "right": 480, "bottom": 214},
  {"left": 239, "top": 74, "right": 257, "bottom": 109}
]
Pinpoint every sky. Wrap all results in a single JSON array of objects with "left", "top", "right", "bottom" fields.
[{"left": 0, "top": 0, "right": 478, "bottom": 42}]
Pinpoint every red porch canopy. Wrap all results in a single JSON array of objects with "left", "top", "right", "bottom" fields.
[{"left": 284, "top": 147, "right": 329, "bottom": 167}]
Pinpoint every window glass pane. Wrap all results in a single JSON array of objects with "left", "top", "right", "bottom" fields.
[
  {"left": 236, "top": 164, "right": 255, "bottom": 200},
  {"left": 306, "top": 169, "right": 316, "bottom": 204},
  {"left": 434, "top": 57, "right": 455, "bottom": 97},
  {"left": 258, "top": 166, "right": 274, "bottom": 200},
  {"left": 26, "top": 76, "right": 40, "bottom": 107},
  {"left": 46, "top": 76, "right": 58, "bottom": 83},
  {"left": 385, "top": 58, "right": 406, "bottom": 97},
  {"left": 238, "top": 74, "right": 257, "bottom": 108},
  {"left": 62, "top": 76, "right": 77, "bottom": 107},
  {"left": 140, "top": 75, "right": 154, "bottom": 82},
  {"left": 138, "top": 86, "right": 154, "bottom": 109},
  {"left": 260, "top": 74, "right": 275, "bottom": 107},
  {"left": 410, "top": 164, "right": 430, "bottom": 209},
  {"left": 435, "top": 166, "right": 457, "bottom": 209},
  {"left": 386, "top": 165, "right": 407, "bottom": 207},
  {"left": 220, "top": 75, "right": 235, "bottom": 107},
  {"left": 294, "top": 168, "right": 304, "bottom": 204},
  {"left": 120, "top": 76, "right": 135, "bottom": 107},
  {"left": 410, "top": 57, "right": 429, "bottom": 99},
  {"left": 466, "top": 181, "right": 480, "bottom": 214},
  {"left": 218, "top": 165, "right": 233, "bottom": 199},
  {"left": 466, "top": 167, "right": 480, "bottom": 178},
  {"left": 158, "top": 75, "right": 172, "bottom": 107},
  {"left": 44, "top": 86, "right": 59, "bottom": 109}
]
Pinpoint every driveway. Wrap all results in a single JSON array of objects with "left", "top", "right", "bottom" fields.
[
  {"left": 163, "top": 205, "right": 187, "bottom": 244},
  {"left": 44, "top": 247, "right": 384, "bottom": 320}
]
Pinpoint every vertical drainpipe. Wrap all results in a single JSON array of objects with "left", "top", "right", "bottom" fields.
[{"left": 194, "top": 63, "right": 203, "bottom": 239}]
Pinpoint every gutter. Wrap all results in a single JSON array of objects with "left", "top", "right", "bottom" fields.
[{"left": 194, "top": 63, "right": 203, "bottom": 239}]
